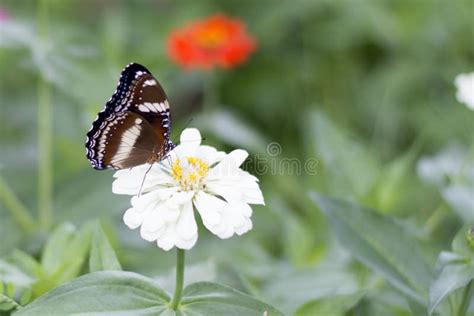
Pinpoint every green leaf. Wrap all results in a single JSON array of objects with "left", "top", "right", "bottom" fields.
[
  {"left": 310, "top": 192, "right": 433, "bottom": 305},
  {"left": 34, "top": 222, "right": 95, "bottom": 296},
  {"left": 180, "top": 282, "right": 284, "bottom": 316},
  {"left": 16, "top": 271, "right": 170, "bottom": 315},
  {"left": 89, "top": 222, "right": 122, "bottom": 272},
  {"left": 260, "top": 262, "right": 360, "bottom": 315},
  {"left": 294, "top": 293, "right": 364, "bottom": 316},
  {"left": 366, "top": 145, "right": 419, "bottom": 212},
  {"left": 6, "top": 282, "right": 14, "bottom": 297},
  {"left": 307, "top": 111, "right": 380, "bottom": 198},
  {"left": 8, "top": 250, "right": 43, "bottom": 279},
  {"left": 20, "top": 289, "right": 32, "bottom": 306},
  {"left": 0, "top": 283, "right": 21, "bottom": 312},
  {"left": 429, "top": 263, "right": 474, "bottom": 315},
  {"left": 40, "top": 223, "right": 77, "bottom": 273},
  {"left": 429, "top": 224, "right": 474, "bottom": 314},
  {"left": 283, "top": 210, "right": 323, "bottom": 266}
]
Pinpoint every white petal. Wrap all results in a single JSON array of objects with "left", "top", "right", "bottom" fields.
[
  {"left": 226, "top": 149, "right": 249, "bottom": 167},
  {"left": 157, "top": 226, "right": 177, "bottom": 251},
  {"left": 162, "top": 191, "right": 194, "bottom": 222},
  {"left": 176, "top": 233, "right": 198, "bottom": 250},
  {"left": 112, "top": 165, "right": 150, "bottom": 195},
  {"left": 207, "top": 159, "right": 240, "bottom": 181},
  {"left": 206, "top": 170, "right": 264, "bottom": 205},
  {"left": 196, "top": 146, "right": 226, "bottom": 165},
  {"left": 153, "top": 202, "right": 199, "bottom": 251},
  {"left": 178, "top": 128, "right": 201, "bottom": 156},
  {"left": 175, "top": 201, "right": 197, "bottom": 240},
  {"left": 161, "top": 204, "right": 180, "bottom": 223},
  {"left": 123, "top": 208, "right": 144, "bottom": 229},
  {"left": 221, "top": 202, "right": 251, "bottom": 235},
  {"left": 206, "top": 183, "right": 244, "bottom": 204},
  {"left": 194, "top": 191, "right": 224, "bottom": 227},
  {"left": 140, "top": 210, "right": 164, "bottom": 241},
  {"left": 235, "top": 217, "right": 253, "bottom": 235},
  {"left": 112, "top": 163, "right": 174, "bottom": 195},
  {"left": 131, "top": 188, "right": 176, "bottom": 212}
]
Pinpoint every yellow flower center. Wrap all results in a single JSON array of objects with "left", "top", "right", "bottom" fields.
[{"left": 171, "top": 156, "right": 209, "bottom": 191}]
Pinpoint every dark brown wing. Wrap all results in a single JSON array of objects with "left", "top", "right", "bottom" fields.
[
  {"left": 100, "top": 112, "right": 163, "bottom": 169},
  {"left": 85, "top": 63, "right": 173, "bottom": 170},
  {"left": 128, "top": 73, "right": 172, "bottom": 154}
]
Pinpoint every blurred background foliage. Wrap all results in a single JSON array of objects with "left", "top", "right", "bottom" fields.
[{"left": 0, "top": 0, "right": 473, "bottom": 315}]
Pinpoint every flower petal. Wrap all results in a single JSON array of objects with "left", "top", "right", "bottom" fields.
[
  {"left": 176, "top": 233, "right": 198, "bottom": 250},
  {"left": 131, "top": 187, "right": 177, "bottom": 212},
  {"left": 140, "top": 210, "right": 165, "bottom": 241},
  {"left": 226, "top": 149, "right": 249, "bottom": 167},
  {"left": 113, "top": 163, "right": 174, "bottom": 195},
  {"left": 205, "top": 182, "right": 244, "bottom": 204},
  {"left": 235, "top": 217, "right": 253, "bottom": 235},
  {"left": 112, "top": 165, "right": 150, "bottom": 195},
  {"left": 196, "top": 145, "right": 226, "bottom": 165},
  {"left": 123, "top": 208, "right": 144, "bottom": 229},
  {"left": 194, "top": 191, "right": 224, "bottom": 227},
  {"left": 206, "top": 170, "right": 264, "bottom": 205},
  {"left": 175, "top": 201, "right": 198, "bottom": 241},
  {"left": 157, "top": 226, "right": 177, "bottom": 251},
  {"left": 177, "top": 128, "right": 202, "bottom": 157}
]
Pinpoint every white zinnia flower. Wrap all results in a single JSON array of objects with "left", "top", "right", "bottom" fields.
[
  {"left": 454, "top": 72, "right": 474, "bottom": 110},
  {"left": 112, "top": 128, "right": 265, "bottom": 251}
]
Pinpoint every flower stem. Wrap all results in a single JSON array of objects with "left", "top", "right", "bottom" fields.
[
  {"left": 37, "top": 0, "right": 53, "bottom": 230},
  {"left": 0, "top": 176, "right": 36, "bottom": 233},
  {"left": 457, "top": 280, "right": 473, "bottom": 316},
  {"left": 170, "top": 248, "right": 185, "bottom": 310}
]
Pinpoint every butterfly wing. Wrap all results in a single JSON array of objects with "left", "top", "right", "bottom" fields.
[
  {"left": 101, "top": 112, "right": 163, "bottom": 169},
  {"left": 128, "top": 73, "right": 172, "bottom": 152},
  {"left": 85, "top": 63, "right": 173, "bottom": 170}
]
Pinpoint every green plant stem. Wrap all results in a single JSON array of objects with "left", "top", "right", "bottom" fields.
[
  {"left": 457, "top": 280, "right": 473, "bottom": 316},
  {"left": 0, "top": 176, "right": 36, "bottom": 233},
  {"left": 37, "top": 0, "right": 53, "bottom": 230},
  {"left": 170, "top": 249, "right": 185, "bottom": 310}
]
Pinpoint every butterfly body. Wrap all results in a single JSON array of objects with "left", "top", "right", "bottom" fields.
[{"left": 85, "top": 63, "right": 174, "bottom": 170}]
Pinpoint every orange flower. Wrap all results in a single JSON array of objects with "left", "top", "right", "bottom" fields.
[{"left": 167, "top": 14, "right": 256, "bottom": 69}]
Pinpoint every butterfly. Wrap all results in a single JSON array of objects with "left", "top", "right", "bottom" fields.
[{"left": 85, "top": 63, "right": 175, "bottom": 170}]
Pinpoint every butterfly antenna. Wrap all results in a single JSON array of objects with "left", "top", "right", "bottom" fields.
[{"left": 138, "top": 163, "right": 154, "bottom": 197}]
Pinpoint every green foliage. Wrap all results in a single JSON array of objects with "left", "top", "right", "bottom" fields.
[
  {"left": 15, "top": 272, "right": 170, "bottom": 315},
  {"left": 0, "top": 221, "right": 124, "bottom": 308},
  {"left": 429, "top": 224, "right": 474, "bottom": 315},
  {"left": 89, "top": 222, "right": 122, "bottom": 272},
  {"left": 294, "top": 293, "right": 364, "bottom": 316},
  {"left": 0, "top": 281, "right": 31, "bottom": 313},
  {"left": 180, "top": 282, "right": 283, "bottom": 316},
  {"left": 15, "top": 272, "right": 282, "bottom": 316},
  {"left": 33, "top": 222, "right": 94, "bottom": 296},
  {"left": 311, "top": 193, "right": 433, "bottom": 306}
]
